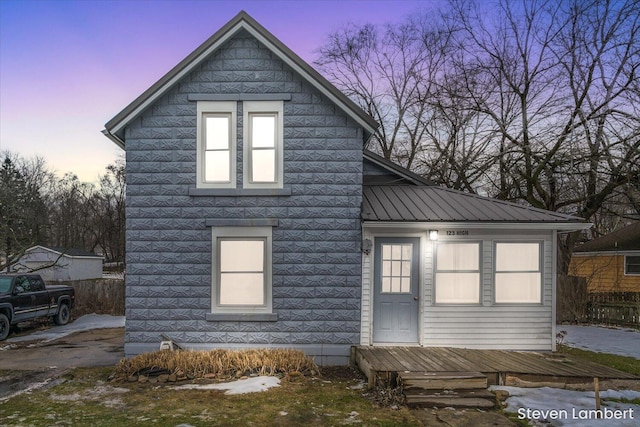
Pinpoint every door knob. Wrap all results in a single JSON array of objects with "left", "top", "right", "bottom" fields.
[{"left": 413, "top": 296, "right": 419, "bottom": 301}]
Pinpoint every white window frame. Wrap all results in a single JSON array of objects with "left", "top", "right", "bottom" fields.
[
  {"left": 243, "top": 101, "right": 284, "bottom": 189},
  {"left": 624, "top": 255, "right": 640, "bottom": 276},
  {"left": 196, "top": 101, "right": 237, "bottom": 189},
  {"left": 434, "top": 241, "right": 482, "bottom": 304},
  {"left": 211, "top": 226, "right": 273, "bottom": 314},
  {"left": 494, "top": 241, "right": 542, "bottom": 304}
]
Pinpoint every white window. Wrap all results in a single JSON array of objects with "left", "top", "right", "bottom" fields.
[
  {"left": 197, "top": 101, "right": 236, "bottom": 188},
  {"left": 243, "top": 101, "right": 284, "bottom": 189},
  {"left": 435, "top": 242, "right": 481, "bottom": 304},
  {"left": 494, "top": 242, "right": 541, "bottom": 303},
  {"left": 625, "top": 256, "right": 640, "bottom": 275},
  {"left": 212, "top": 227, "right": 272, "bottom": 313}
]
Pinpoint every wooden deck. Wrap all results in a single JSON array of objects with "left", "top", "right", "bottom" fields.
[{"left": 353, "top": 346, "right": 638, "bottom": 388}]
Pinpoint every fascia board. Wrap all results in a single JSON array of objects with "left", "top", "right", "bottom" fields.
[
  {"left": 243, "top": 26, "right": 378, "bottom": 134},
  {"left": 362, "top": 221, "right": 592, "bottom": 231},
  {"left": 573, "top": 250, "right": 640, "bottom": 257},
  {"left": 107, "top": 25, "right": 240, "bottom": 137}
]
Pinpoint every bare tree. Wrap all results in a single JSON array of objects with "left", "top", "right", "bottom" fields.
[
  {"left": 93, "top": 159, "right": 126, "bottom": 268},
  {"left": 317, "top": 1, "right": 639, "bottom": 273},
  {"left": 48, "top": 173, "right": 97, "bottom": 251},
  {"left": 0, "top": 152, "right": 51, "bottom": 271},
  {"left": 316, "top": 15, "right": 454, "bottom": 170},
  {"left": 447, "top": 0, "right": 640, "bottom": 273}
]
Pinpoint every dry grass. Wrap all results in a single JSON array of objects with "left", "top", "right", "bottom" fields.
[{"left": 113, "top": 348, "right": 318, "bottom": 381}]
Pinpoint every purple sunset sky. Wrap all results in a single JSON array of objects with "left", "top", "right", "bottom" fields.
[{"left": 0, "top": 0, "right": 439, "bottom": 182}]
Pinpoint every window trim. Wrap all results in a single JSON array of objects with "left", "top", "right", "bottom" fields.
[
  {"left": 211, "top": 226, "right": 273, "bottom": 314},
  {"left": 243, "top": 101, "right": 284, "bottom": 189},
  {"left": 433, "top": 241, "right": 482, "bottom": 305},
  {"left": 624, "top": 255, "right": 640, "bottom": 276},
  {"left": 493, "top": 241, "right": 543, "bottom": 305},
  {"left": 196, "top": 101, "right": 237, "bottom": 189}
]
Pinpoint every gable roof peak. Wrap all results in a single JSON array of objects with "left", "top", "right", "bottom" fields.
[{"left": 103, "top": 10, "right": 378, "bottom": 148}]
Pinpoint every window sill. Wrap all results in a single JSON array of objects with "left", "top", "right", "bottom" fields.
[
  {"left": 205, "top": 313, "right": 278, "bottom": 322},
  {"left": 492, "top": 302, "right": 543, "bottom": 306},
  {"left": 189, "top": 188, "right": 291, "bottom": 197}
]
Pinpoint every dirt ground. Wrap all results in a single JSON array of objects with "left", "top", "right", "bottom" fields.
[
  {"left": 0, "top": 327, "right": 124, "bottom": 401},
  {"left": 0, "top": 327, "right": 125, "bottom": 370},
  {"left": 0, "top": 326, "right": 517, "bottom": 425}
]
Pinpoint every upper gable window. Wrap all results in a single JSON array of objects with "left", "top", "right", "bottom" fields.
[
  {"left": 197, "top": 101, "right": 236, "bottom": 189},
  {"left": 243, "top": 101, "right": 284, "bottom": 189}
]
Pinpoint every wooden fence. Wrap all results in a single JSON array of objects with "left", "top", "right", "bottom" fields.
[
  {"left": 587, "top": 292, "right": 640, "bottom": 328},
  {"left": 59, "top": 278, "right": 125, "bottom": 317}
]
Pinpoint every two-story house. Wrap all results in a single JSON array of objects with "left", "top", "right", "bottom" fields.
[{"left": 103, "top": 11, "right": 588, "bottom": 364}]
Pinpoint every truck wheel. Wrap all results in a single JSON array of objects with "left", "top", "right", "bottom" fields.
[
  {"left": 0, "top": 313, "right": 9, "bottom": 341},
  {"left": 54, "top": 303, "right": 70, "bottom": 325}
]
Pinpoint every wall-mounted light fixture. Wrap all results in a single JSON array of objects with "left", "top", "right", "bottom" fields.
[
  {"left": 429, "top": 230, "right": 439, "bottom": 241},
  {"left": 362, "top": 238, "right": 373, "bottom": 255}
]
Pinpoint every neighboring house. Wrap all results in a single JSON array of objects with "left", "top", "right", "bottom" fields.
[
  {"left": 13, "top": 246, "right": 104, "bottom": 282},
  {"left": 569, "top": 223, "right": 640, "bottom": 292},
  {"left": 103, "top": 11, "right": 588, "bottom": 364}
]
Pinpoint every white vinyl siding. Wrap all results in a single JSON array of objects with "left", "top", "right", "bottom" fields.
[
  {"left": 197, "top": 101, "right": 236, "bottom": 189},
  {"left": 422, "top": 230, "right": 553, "bottom": 350},
  {"left": 362, "top": 228, "right": 556, "bottom": 350}
]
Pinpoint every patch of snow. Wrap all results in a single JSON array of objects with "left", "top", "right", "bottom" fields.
[
  {"left": 558, "top": 325, "right": 640, "bottom": 359},
  {"left": 6, "top": 314, "right": 125, "bottom": 344},
  {"left": 173, "top": 376, "right": 280, "bottom": 395},
  {"left": 0, "top": 343, "right": 17, "bottom": 351},
  {"left": 492, "top": 386, "right": 640, "bottom": 427},
  {"left": 0, "top": 377, "right": 56, "bottom": 402}
]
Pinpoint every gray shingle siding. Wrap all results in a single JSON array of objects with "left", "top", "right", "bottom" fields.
[{"left": 124, "top": 30, "right": 362, "bottom": 362}]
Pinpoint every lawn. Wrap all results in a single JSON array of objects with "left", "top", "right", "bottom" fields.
[
  {"left": 558, "top": 345, "right": 640, "bottom": 377},
  {"left": 0, "top": 366, "right": 421, "bottom": 427}
]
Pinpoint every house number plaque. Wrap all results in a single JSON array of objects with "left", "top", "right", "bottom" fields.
[{"left": 446, "top": 230, "right": 469, "bottom": 236}]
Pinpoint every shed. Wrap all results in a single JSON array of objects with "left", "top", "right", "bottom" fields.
[{"left": 15, "top": 246, "right": 104, "bottom": 282}]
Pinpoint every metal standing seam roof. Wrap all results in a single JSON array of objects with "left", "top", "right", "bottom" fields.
[{"left": 362, "top": 185, "right": 586, "bottom": 223}]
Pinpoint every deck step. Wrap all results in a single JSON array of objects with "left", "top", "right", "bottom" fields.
[
  {"left": 399, "top": 371, "right": 488, "bottom": 390},
  {"left": 404, "top": 393, "right": 496, "bottom": 409}
]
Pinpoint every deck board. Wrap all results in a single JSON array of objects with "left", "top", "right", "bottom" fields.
[{"left": 354, "top": 346, "right": 637, "bottom": 386}]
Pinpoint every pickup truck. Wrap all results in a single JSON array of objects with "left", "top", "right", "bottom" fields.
[{"left": 0, "top": 273, "right": 75, "bottom": 341}]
